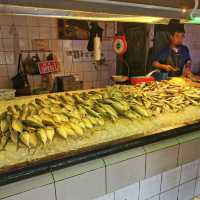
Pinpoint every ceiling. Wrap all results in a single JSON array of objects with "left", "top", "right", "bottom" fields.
[
  {"left": 0, "top": 0, "right": 198, "bottom": 23},
  {"left": 106, "top": 0, "right": 194, "bottom": 9}
]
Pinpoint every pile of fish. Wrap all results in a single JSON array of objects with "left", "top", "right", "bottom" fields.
[
  {"left": 120, "top": 81, "right": 200, "bottom": 115},
  {"left": 0, "top": 80, "right": 200, "bottom": 150}
]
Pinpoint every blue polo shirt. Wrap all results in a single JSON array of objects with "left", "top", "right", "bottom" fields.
[{"left": 153, "top": 45, "right": 191, "bottom": 80}]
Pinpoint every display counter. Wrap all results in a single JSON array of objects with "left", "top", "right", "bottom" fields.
[
  {"left": 0, "top": 130, "right": 200, "bottom": 200},
  {"left": 0, "top": 80, "right": 200, "bottom": 187}
]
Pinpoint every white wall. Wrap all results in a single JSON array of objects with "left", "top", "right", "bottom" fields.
[
  {"left": 0, "top": 15, "right": 116, "bottom": 90},
  {"left": 185, "top": 24, "right": 200, "bottom": 74}
]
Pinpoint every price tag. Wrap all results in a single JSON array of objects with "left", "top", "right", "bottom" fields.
[{"left": 38, "top": 60, "right": 59, "bottom": 74}]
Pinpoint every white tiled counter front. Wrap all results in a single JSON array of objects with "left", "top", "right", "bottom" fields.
[
  {"left": 0, "top": 173, "right": 55, "bottom": 200},
  {"left": 54, "top": 159, "right": 106, "bottom": 200},
  {"left": 103, "top": 147, "right": 145, "bottom": 192},
  {"left": 0, "top": 130, "right": 200, "bottom": 200},
  {"left": 3, "top": 184, "right": 55, "bottom": 200}
]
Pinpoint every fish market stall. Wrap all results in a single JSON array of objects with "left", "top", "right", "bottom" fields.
[{"left": 0, "top": 80, "right": 200, "bottom": 186}]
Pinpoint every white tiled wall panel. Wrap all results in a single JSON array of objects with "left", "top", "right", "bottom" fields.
[
  {"left": 115, "top": 182, "right": 139, "bottom": 200},
  {"left": 195, "top": 178, "right": 200, "bottom": 197},
  {"left": 106, "top": 155, "right": 145, "bottom": 192},
  {"left": 161, "top": 167, "right": 181, "bottom": 192},
  {"left": 139, "top": 174, "right": 161, "bottom": 200},
  {"left": 3, "top": 184, "right": 55, "bottom": 200},
  {"left": 178, "top": 180, "right": 196, "bottom": 200},
  {"left": 160, "top": 187, "right": 179, "bottom": 200},
  {"left": 178, "top": 139, "right": 200, "bottom": 165},
  {"left": 0, "top": 15, "right": 116, "bottom": 89},
  {"left": 145, "top": 145, "right": 179, "bottom": 178},
  {"left": 55, "top": 168, "right": 106, "bottom": 200},
  {"left": 148, "top": 195, "right": 160, "bottom": 200},
  {"left": 0, "top": 173, "right": 54, "bottom": 199},
  {"left": 94, "top": 193, "right": 114, "bottom": 200},
  {"left": 180, "top": 160, "right": 199, "bottom": 184},
  {"left": 0, "top": 152, "right": 200, "bottom": 200},
  {"left": 185, "top": 24, "right": 200, "bottom": 73}
]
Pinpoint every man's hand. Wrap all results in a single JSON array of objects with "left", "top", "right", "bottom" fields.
[
  {"left": 163, "top": 65, "right": 174, "bottom": 72},
  {"left": 152, "top": 61, "right": 174, "bottom": 72}
]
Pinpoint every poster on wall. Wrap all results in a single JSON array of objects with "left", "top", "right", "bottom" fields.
[
  {"left": 58, "top": 19, "right": 89, "bottom": 40},
  {"left": 32, "top": 39, "right": 50, "bottom": 50}
]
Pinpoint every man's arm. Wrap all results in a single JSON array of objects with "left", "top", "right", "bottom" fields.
[
  {"left": 183, "top": 60, "right": 200, "bottom": 81},
  {"left": 152, "top": 49, "right": 174, "bottom": 72},
  {"left": 183, "top": 46, "right": 200, "bottom": 80},
  {"left": 152, "top": 61, "right": 174, "bottom": 72}
]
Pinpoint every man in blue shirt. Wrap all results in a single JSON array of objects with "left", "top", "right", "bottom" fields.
[{"left": 152, "top": 22, "right": 192, "bottom": 80}]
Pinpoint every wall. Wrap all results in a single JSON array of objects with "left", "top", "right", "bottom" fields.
[
  {"left": 1, "top": 16, "right": 200, "bottom": 91},
  {"left": 0, "top": 15, "right": 116, "bottom": 90},
  {"left": 185, "top": 24, "right": 200, "bottom": 74}
]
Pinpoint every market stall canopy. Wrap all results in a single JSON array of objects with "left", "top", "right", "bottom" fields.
[{"left": 0, "top": 0, "right": 199, "bottom": 23}]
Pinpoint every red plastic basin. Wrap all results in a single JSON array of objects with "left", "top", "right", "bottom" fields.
[{"left": 129, "top": 76, "right": 155, "bottom": 85}]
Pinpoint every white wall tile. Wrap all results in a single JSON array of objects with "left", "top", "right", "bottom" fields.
[
  {"left": 50, "top": 18, "right": 57, "bottom": 28},
  {"left": 39, "top": 27, "right": 51, "bottom": 39},
  {"left": 72, "top": 40, "right": 83, "bottom": 50},
  {"left": 195, "top": 178, "right": 200, "bottom": 197},
  {"left": 28, "top": 27, "right": 40, "bottom": 39},
  {"left": 0, "top": 65, "right": 8, "bottom": 76},
  {"left": 198, "top": 160, "right": 200, "bottom": 177},
  {"left": 0, "top": 52, "right": 6, "bottom": 64},
  {"left": 106, "top": 155, "right": 145, "bottom": 193},
  {"left": 0, "top": 26, "right": 13, "bottom": 39},
  {"left": 115, "top": 182, "right": 139, "bottom": 200},
  {"left": 94, "top": 193, "right": 114, "bottom": 200},
  {"left": 180, "top": 160, "right": 199, "bottom": 184},
  {"left": 0, "top": 76, "right": 10, "bottom": 88},
  {"left": 63, "top": 54, "right": 73, "bottom": 70},
  {"left": 83, "top": 81, "right": 94, "bottom": 89},
  {"left": 0, "top": 15, "right": 14, "bottom": 26},
  {"left": 0, "top": 15, "right": 115, "bottom": 89},
  {"left": 2, "top": 39, "right": 14, "bottom": 51},
  {"left": 83, "top": 71, "right": 98, "bottom": 82},
  {"left": 160, "top": 187, "right": 178, "bottom": 200},
  {"left": 14, "top": 16, "right": 27, "bottom": 26},
  {"left": 39, "top": 17, "right": 50, "bottom": 27},
  {"left": 56, "top": 168, "right": 106, "bottom": 200},
  {"left": 16, "top": 26, "right": 28, "bottom": 39},
  {"left": 161, "top": 167, "right": 181, "bottom": 192},
  {"left": 0, "top": 39, "right": 4, "bottom": 51},
  {"left": 101, "top": 70, "right": 110, "bottom": 81},
  {"left": 19, "top": 39, "right": 30, "bottom": 50},
  {"left": 82, "top": 62, "right": 94, "bottom": 72},
  {"left": 178, "top": 180, "right": 196, "bottom": 200},
  {"left": 148, "top": 195, "right": 160, "bottom": 200},
  {"left": 0, "top": 173, "right": 54, "bottom": 199},
  {"left": 139, "top": 174, "right": 161, "bottom": 200},
  {"left": 27, "top": 16, "right": 39, "bottom": 27},
  {"left": 146, "top": 145, "right": 179, "bottom": 178},
  {"left": 7, "top": 64, "right": 17, "bottom": 79},
  {"left": 5, "top": 52, "right": 15, "bottom": 65},
  {"left": 51, "top": 29, "right": 58, "bottom": 39},
  {"left": 63, "top": 40, "right": 72, "bottom": 50},
  {"left": 3, "top": 184, "right": 55, "bottom": 200}
]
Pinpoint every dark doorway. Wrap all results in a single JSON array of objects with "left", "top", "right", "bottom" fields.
[
  {"left": 117, "top": 23, "right": 148, "bottom": 76},
  {"left": 146, "top": 24, "right": 170, "bottom": 72}
]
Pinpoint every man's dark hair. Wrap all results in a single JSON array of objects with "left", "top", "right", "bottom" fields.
[{"left": 168, "top": 19, "right": 185, "bottom": 36}]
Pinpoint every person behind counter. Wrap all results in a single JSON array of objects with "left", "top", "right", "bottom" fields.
[{"left": 152, "top": 21, "right": 196, "bottom": 81}]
